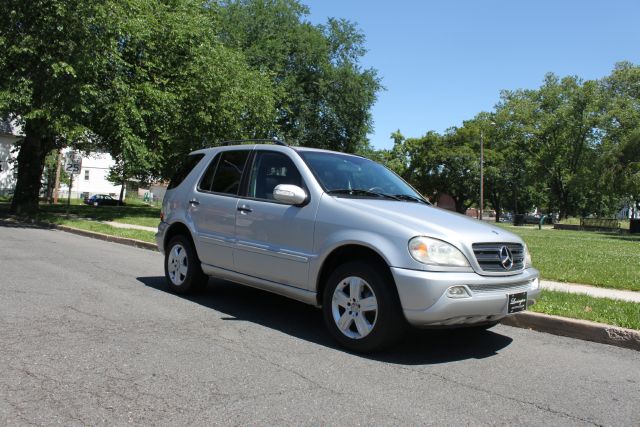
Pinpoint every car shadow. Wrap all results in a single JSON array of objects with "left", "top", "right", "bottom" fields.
[{"left": 137, "top": 276, "right": 513, "bottom": 365}]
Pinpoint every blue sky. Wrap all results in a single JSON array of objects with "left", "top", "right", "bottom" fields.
[{"left": 302, "top": 0, "right": 640, "bottom": 149}]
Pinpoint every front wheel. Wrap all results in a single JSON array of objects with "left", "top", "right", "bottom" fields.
[
  {"left": 322, "top": 261, "right": 406, "bottom": 352},
  {"left": 164, "top": 235, "right": 207, "bottom": 294}
]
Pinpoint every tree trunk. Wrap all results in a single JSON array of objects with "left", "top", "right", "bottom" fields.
[
  {"left": 10, "top": 121, "right": 53, "bottom": 215},
  {"left": 119, "top": 177, "right": 126, "bottom": 205}
]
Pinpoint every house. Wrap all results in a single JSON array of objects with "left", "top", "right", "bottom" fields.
[
  {"left": 58, "top": 149, "right": 125, "bottom": 200},
  {"left": 0, "top": 119, "right": 21, "bottom": 197},
  {"left": 0, "top": 118, "right": 124, "bottom": 200}
]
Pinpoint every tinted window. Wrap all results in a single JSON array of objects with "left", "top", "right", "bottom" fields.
[
  {"left": 299, "top": 151, "right": 424, "bottom": 200},
  {"left": 168, "top": 154, "right": 205, "bottom": 190},
  {"left": 198, "top": 154, "right": 220, "bottom": 192},
  {"left": 248, "top": 152, "right": 302, "bottom": 200},
  {"left": 199, "top": 150, "right": 250, "bottom": 195}
]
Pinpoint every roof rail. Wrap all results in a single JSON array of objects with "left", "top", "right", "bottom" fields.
[{"left": 221, "top": 138, "right": 288, "bottom": 147}]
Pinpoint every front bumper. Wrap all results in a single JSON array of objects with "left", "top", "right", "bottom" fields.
[{"left": 390, "top": 267, "right": 541, "bottom": 327}]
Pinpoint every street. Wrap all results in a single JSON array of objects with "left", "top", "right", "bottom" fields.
[{"left": 1, "top": 221, "right": 639, "bottom": 426}]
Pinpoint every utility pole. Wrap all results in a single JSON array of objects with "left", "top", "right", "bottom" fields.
[
  {"left": 53, "top": 150, "right": 62, "bottom": 204},
  {"left": 480, "top": 130, "right": 484, "bottom": 221}
]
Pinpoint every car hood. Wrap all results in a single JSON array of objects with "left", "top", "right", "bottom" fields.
[{"left": 336, "top": 198, "right": 522, "bottom": 245}]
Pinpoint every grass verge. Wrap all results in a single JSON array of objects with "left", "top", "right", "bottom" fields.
[
  {"left": 498, "top": 224, "right": 640, "bottom": 292},
  {"left": 530, "top": 290, "right": 640, "bottom": 330},
  {"left": 28, "top": 211, "right": 156, "bottom": 243},
  {"left": 39, "top": 202, "right": 160, "bottom": 227}
]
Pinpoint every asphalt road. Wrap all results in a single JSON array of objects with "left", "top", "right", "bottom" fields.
[{"left": 1, "top": 221, "right": 639, "bottom": 426}]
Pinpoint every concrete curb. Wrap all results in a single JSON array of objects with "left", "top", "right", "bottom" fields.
[
  {"left": 501, "top": 311, "right": 640, "bottom": 351},
  {"left": 54, "top": 224, "right": 159, "bottom": 251}
]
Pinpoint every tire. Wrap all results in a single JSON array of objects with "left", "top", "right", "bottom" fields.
[
  {"left": 93, "top": 201, "right": 99, "bottom": 207},
  {"left": 322, "top": 260, "right": 406, "bottom": 353},
  {"left": 164, "top": 235, "right": 207, "bottom": 294}
]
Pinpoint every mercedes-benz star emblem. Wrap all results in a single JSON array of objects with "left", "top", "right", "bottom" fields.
[{"left": 499, "top": 246, "right": 514, "bottom": 270}]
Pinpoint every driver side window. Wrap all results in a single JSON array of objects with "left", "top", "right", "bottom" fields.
[{"left": 248, "top": 152, "right": 302, "bottom": 201}]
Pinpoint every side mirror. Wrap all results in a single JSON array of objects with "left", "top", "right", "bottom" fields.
[{"left": 273, "top": 184, "right": 307, "bottom": 205}]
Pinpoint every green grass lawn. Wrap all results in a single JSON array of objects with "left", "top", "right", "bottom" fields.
[
  {"left": 498, "top": 224, "right": 640, "bottom": 291},
  {"left": 531, "top": 290, "right": 640, "bottom": 330},
  {"left": 39, "top": 202, "right": 161, "bottom": 228}
]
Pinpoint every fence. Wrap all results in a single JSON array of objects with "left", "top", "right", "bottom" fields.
[{"left": 580, "top": 218, "right": 620, "bottom": 230}]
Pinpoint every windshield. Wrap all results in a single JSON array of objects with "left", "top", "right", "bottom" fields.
[{"left": 298, "top": 151, "right": 427, "bottom": 203}]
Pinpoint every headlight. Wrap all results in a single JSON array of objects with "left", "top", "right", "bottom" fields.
[
  {"left": 408, "top": 237, "right": 470, "bottom": 267},
  {"left": 524, "top": 244, "right": 533, "bottom": 268}
]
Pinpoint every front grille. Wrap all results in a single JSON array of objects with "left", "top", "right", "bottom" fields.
[
  {"left": 472, "top": 242, "right": 525, "bottom": 273},
  {"left": 467, "top": 281, "right": 532, "bottom": 295}
]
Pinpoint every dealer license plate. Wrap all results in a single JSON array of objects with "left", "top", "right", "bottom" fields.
[{"left": 507, "top": 291, "right": 528, "bottom": 314}]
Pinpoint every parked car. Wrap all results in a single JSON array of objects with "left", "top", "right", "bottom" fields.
[
  {"left": 156, "top": 141, "right": 540, "bottom": 352},
  {"left": 84, "top": 194, "right": 124, "bottom": 207}
]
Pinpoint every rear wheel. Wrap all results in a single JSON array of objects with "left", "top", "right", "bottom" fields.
[
  {"left": 164, "top": 235, "right": 207, "bottom": 294},
  {"left": 323, "top": 261, "right": 405, "bottom": 352}
]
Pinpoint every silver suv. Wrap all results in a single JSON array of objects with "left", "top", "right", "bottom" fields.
[{"left": 156, "top": 141, "right": 540, "bottom": 352}]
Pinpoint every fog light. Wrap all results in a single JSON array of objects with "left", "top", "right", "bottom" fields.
[
  {"left": 530, "top": 278, "right": 540, "bottom": 290},
  {"left": 447, "top": 286, "right": 471, "bottom": 299}
]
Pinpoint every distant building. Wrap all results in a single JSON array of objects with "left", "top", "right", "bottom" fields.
[
  {"left": 58, "top": 149, "right": 124, "bottom": 200},
  {"left": 0, "top": 119, "right": 21, "bottom": 196},
  {"left": 435, "top": 193, "right": 456, "bottom": 211},
  {"left": 0, "top": 118, "right": 124, "bottom": 199}
]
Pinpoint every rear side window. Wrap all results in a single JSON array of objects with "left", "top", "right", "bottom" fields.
[
  {"left": 167, "top": 154, "right": 205, "bottom": 190},
  {"left": 198, "top": 150, "right": 250, "bottom": 195}
]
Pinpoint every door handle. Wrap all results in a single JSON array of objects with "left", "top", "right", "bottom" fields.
[
  {"left": 189, "top": 199, "right": 200, "bottom": 206},
  {"left": 237, "top": 205, "right": 252, "bottom": 213}
]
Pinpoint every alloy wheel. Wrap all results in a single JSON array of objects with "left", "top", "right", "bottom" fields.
[
  {"left": 167, "top": 243, "right": 188, "bottom": 286},
  {"left": 331, "top": 276, "right": 379, "bottom": 339}
]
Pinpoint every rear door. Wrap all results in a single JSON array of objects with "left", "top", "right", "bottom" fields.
[{"left": 190, "top": 149, "right": 251, "bottom": 270}]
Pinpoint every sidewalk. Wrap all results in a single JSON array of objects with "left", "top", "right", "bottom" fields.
[
  {"left": 100, "top": 220, "right": 157, "bottom": 232},
  {"left": 540, "top": 279, "right": 640, "bottom": 303}
]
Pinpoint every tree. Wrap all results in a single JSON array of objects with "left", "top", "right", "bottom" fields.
[
  {"left": 217, "top": 0, "right": 381, "bottom": 152},
  {"left": 0, "top": 0, "right": 115, "bottom": 213},
  {"left": 0, "top": 0, "right": 276, "bottom": 213},
  {"left": 495, "top": 75, "right": 600, "bottom": 219},
  {"left": 598, "top": 62, "right": 640, "bottom": 216}
]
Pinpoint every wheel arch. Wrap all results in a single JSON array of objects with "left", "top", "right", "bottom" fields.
[
  {"left": 163, "top": 222, "right": 196, "bottom": 253},
  {"left": 315, "top": 244, "right": 399, "bottom": 306}
]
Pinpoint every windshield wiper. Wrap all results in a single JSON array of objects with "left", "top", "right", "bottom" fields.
[
  {"left": 392, "top": 194, "right": 430, "bottom": 204},
  {"left": 326, "top": 189, "right": 401, "bottom": 200}
]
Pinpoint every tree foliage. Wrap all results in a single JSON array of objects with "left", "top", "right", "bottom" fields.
[
  {"left": 217, "top": 0, "right": 380, "bottom": 152},
  {"left": 384, "top": 64, "right": 640, "bottom": 220},
  {"left": 0, "top": 0, "right": 381, "bottom": 213}
]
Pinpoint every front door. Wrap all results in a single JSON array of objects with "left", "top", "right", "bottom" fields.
[{"left": 233, "top": 151, "right": 317, "bottom": 288}]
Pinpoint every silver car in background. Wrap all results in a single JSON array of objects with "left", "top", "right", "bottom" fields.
[{"left": 156, "top": 140, "right": 540, "bottom": 352}]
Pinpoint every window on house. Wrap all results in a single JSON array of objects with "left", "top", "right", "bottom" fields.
[{"left": 84, "top": 170, "right": 90, "bottom": 181}]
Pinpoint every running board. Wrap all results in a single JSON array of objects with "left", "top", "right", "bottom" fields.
[{"left": 200, "top": 263, "right": 319, "bottom": 307}]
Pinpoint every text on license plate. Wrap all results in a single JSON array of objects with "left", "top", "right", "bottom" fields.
[{"left": 507, "top": 291, "right": 527, "bottom": 314}]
